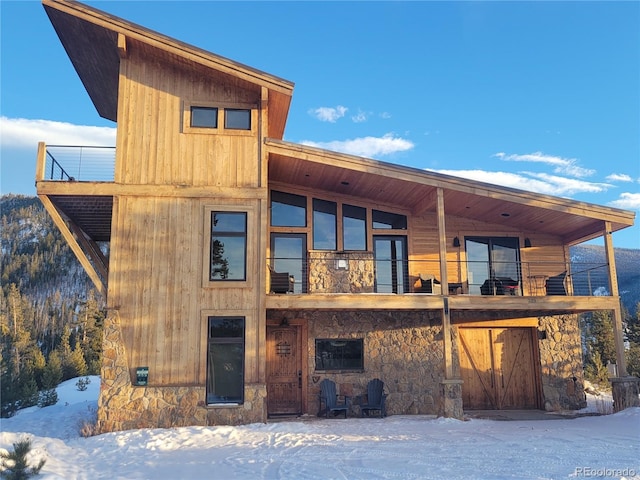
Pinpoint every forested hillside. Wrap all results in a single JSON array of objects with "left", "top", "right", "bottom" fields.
[
  {"left": 1, "top": 194, "right": 105, "bottom": 416},
  {"left": 1, "top": 194, "right": 638, "bottom": 416}
]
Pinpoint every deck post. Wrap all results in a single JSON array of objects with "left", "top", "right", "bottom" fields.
[{"left": 603, "top": 223, "right": 627, "bottom": 376}]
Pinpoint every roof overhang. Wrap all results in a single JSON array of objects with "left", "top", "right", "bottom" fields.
[
  {"left": 266, "top": 139, "right": 635, "bottom": 245},
  {"left": 42, "top": 0, "right": 294, "bottom": 138}
]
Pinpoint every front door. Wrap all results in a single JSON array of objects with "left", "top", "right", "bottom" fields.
[
  {"left": 267, "top": 325, "right": 302, "bottom": 416},
  {"left": 458, "top": 327, "right": 539, "bottom": 410}
]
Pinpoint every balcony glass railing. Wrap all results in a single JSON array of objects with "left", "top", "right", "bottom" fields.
[
  {"left": 44, "top": 145, "right": 115, "bottom": 182},
  {"left": 267, "top": 254, "right": 612, "bottom": 297}
]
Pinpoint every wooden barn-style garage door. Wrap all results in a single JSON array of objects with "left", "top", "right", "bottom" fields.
[{"left": 458, "top": 327, "right": 540, "bottom": 410}]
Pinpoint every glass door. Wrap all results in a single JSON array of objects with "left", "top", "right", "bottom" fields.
[
  {"left": 270, "top": 233, "right": 307, "bottom": 293},
  {"left": 373, "top": 236, "right": 408, "bottom": 293},
  {"left": 465, "top": 237, "right": 521, "bottom": 295}
]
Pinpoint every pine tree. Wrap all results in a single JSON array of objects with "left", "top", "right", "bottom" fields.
[
  {"left": 585, "top": 310, "right": 616, "bottom": 365},
  {"left": 0, "top": 438, "right": 46, "bottom": 479}
]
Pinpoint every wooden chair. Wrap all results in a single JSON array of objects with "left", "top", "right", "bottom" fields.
[
  {"left": 318, "top": 379, "right": 349, "bottom": 418},
  {"left": 359, "top": 378, "right": 387, "bottom": 418},
  {"left": 269, "top": 266, "right": 294, "bottom": 294},
  {"left": 546, "top": 271, "right": 567, "bottom": 295},
  {"left": 418, "top": 274, "right": 442, "bottom": 294}
]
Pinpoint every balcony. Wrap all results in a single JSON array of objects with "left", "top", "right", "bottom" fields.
[
  {"left": 266, "top": 254, "right": 618, "bottom": 319},
  {"left": 268, "top": 255, "right": 611, "bottom": 297}
]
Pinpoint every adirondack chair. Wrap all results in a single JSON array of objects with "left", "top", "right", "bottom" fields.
[
  {"left": 359, "top": 378, "right": 387, "bottom": 418},
  {"left": 318, "top": 379, "right": 350, "bottom": 418}
]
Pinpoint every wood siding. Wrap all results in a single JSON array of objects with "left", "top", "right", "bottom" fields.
[
  {"left": 116, "top": 45, "right": 261, "bottom": 187},
  {"left": 109, "top": 196, "right": 263, "bottom": 386}
]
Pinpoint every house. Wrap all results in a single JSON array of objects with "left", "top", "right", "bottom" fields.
[{"left": 35, "top": 0, "right": 637, "bottom": 433}]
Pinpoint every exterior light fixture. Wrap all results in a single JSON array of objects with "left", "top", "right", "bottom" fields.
[{"left": 453, "top": 237, "right": 461, "bottom": 247}]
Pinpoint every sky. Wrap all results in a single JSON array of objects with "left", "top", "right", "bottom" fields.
[
  {"left": 1, "top": 1, "right": 639, "bottom": 249},
  {"left": 1, "top": 376, "right": 639, "bottom": 479}
]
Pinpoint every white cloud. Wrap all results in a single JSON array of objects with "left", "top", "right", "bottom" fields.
[
  {"left": 609, "top": 192, "right": 640, "bottom": 210},
  {"left": 430, "top": 169, "right": 612, "bottom": 197},
  {"left": 351, "top": 110, "right": 368, "bottom": 123},
  {"left": 494, "top": 151, "right": 595, "bottom": 178},
  {"left": 301, "top": 133, "right": 414, "bottom": 158},
  {"left": 606, "top": 173, "right": 634, "bottom": 183},
  {"left": 308, "top": 106, "right": 348, "bottom": 123},
  {"left": 1, "top": 116, "right": 116, "bottom": 149}
]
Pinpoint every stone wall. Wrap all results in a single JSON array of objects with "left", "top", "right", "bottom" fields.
[
  {"left": 270, "top": 309, "right": 446, "bottom": 416},
  {"left": 96, "top": 310, "right": 266, "bottom": 433},
  {"left": 307, "top": 251, "right": 374, "bottom": 293},
  {"left": 538, "top": 314, "right": 587, "bottom": 411}
]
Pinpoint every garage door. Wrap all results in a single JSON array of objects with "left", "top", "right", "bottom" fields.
[{"left": 458, "top": 327, "right": 539, "bottom": 410}]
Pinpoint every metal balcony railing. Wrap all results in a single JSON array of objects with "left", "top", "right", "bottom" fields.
[
  {"left": 267, "top": 254, "right": 613, "bottom": 297},
  {"left": 44, "top": 145, "right": 116, "bottom": 182}
]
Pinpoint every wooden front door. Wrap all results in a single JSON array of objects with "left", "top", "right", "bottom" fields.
[
  {"left": 459, "top": 327, "right": 539, "bottom": 410},
  {"left": 267, "top": 325, "right": 302, "bottom": 416}
]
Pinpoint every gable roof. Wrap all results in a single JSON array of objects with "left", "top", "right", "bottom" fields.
[
  {"left": 266, "top": 139, "right": 635, "bottom": 246},
  {"left": 42, "top": 0, "right": 294, "bottom": 138}
]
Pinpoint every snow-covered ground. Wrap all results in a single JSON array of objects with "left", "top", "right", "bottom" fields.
[{"left": 1, "top": 377, "right": 638, "bottom": 480}]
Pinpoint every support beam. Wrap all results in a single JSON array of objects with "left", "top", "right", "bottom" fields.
[
  {"left": 66, "top": 220, "right": 109, "bottom": 280},
  {"left": 38, "top": 195, "right": 107, "bottom": 298},
  {"left": 603, "top": 222, "right": 627, "bottom": 376}
]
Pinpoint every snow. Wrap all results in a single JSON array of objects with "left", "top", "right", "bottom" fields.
[{"left": 1, "top": 377, "right": 638, "bottom": 480}]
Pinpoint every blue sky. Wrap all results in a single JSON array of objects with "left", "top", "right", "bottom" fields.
[{"left": 1, "top": 1, "right": 638, "bottom": 248}]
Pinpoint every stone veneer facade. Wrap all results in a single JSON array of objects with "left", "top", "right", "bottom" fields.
[
  {"left": 537, "top": 314, "right": 587, "bottom": 411},
  {"left": 96, "top": 311, "right": 266, "bottom": 433},
  {"left": 96, "top": 308, "right": 587, "bottom": 432},
  {"left": 269, "top": 309, "right": 449, "bottom": 417}
]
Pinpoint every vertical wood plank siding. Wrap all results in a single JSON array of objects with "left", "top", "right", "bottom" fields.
[
  {"left": 110, "top": 45, "right": 264, "bottom": 387},
  {"left": 117, "top": 47, "right": 259, "bottom": 187}
]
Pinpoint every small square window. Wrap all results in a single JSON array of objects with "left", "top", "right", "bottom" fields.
[
  {"left": 191, "top": 107, "right": 218, "bottom": 128},
  {"left": 225, "top": 109, "right": 251, "bottom": 130}
]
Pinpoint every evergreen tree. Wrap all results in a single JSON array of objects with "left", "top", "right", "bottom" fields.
[
  {"left": 585, "top": 310, "right": 616, "bottom": 365},
  {"left": 624, "top": 303, "right": 640, "bottom": 378},
  {"left": 0, "top": 438, "right": 46, "bottom": 479}
]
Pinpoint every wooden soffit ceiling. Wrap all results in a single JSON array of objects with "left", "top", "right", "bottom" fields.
[{"left": 266, "top": 139, "right": 635, "bottom": 246}]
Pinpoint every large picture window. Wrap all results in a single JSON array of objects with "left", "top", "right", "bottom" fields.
[
  {"left": 315, "top": 339, "right": 364, "bottom": 371},
  {"left": 210, "top": 212, "right": 247, "bottom": 281},
  {"left": 343, "top": 204, "right": 367, "bottom": 250},
  {"left": 313, "top": 198, "right": 337, "bottom": 250},
  {"left": 207, "top": 317, "right": 245, "bottom": 404}
]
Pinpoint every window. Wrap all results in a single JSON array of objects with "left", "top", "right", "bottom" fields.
[
  {"left": 315, "top": 339, "right": 364, "bottom": 371},
  {"left": 207, "top": 317, "right": 244, "bottom": 404},
  {"left": 184, "top": 102, "right": 256, "bottom": 135},
  {"left": 342, "top": 204, "right": 367, "bottom": 250},
  {"left": 372, "top": 209, "right": 407, "bottom": 230},
  {"left": 191, "top": 106, "right": 218, "bottom": 128},
  {"left": 210, "top": 212, "right": 247, "bottom": 281},
  {"left": 224, "top": 109, "right": 251, "bottom": 130},
  {"left": 313, "top": 198, "right": 337, "bottom": 250},
  {"left": 271, "top": 191, "right": 307, "bottom": 227},
  {"left": 465, "top": 237, "right": 521, "bottom": 295}
]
